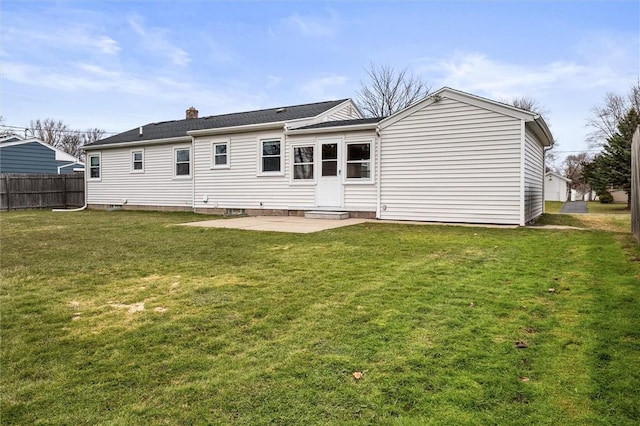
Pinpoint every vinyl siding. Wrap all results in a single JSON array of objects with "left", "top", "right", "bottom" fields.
[
  {"left": 325, "top": 102, "right": 360, "bottom": 121},
  {"left": 289, "top": 100, "right": 363, "bottom": 129},
  {"left": 524, "top": 129, "right": 545, "bottom": 222},
  {"left": 0, "top": 142, "right": 58, "bottom": 174},
  {"left": 192, "top": 129, "right": 378, "bottom": 212},
  {"left": 86, "top": 144, "right": 193, "bottom": 207},
  {"left": 379, "top": 97, "right": 523, "bottom": 224},
  {"left": 194, "top": 131, "right": 315, "bottom": 211}
]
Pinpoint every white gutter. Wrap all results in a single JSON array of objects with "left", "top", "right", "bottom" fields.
[
  {"left": 286, "top": 123, "right": 379, "bottom": 135},
  {"left": 83, "top": 136, "right": 191, "bottom": 151}
]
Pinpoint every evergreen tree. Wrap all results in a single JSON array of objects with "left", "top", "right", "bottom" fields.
[{"left": 585, "top": 108, "right": 639, "bottom": 206}]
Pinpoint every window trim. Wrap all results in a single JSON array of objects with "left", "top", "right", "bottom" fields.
[
  {"left": 174, "top": 146, "right": 192, "bottom": 179},
  {"left": 211, "top": 139, "right": 230, "bottom": 169},
  {"left": 344, "top": 139, "right": 374, "bottom": 184},
  {"left": 88, "top": 153, "right": 101, "bottom": 181},
  {"left": 257, "top": 137, "right": 284, "bottom": 176},
  {"left": 131, "top": 149, "right": 144, "bottom": 173},
  {"left": 290, "top": 143, "right": 316, "bottom": 184}
]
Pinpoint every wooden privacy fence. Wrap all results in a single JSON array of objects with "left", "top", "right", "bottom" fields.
[
  {"left": 632, "top": 126, "right": 640, "bottom": 242},
  {"left": 0, "top": 174, "right": 85, "bottom": 211}
]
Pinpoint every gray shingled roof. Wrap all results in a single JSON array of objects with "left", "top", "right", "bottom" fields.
[
  {"left": 85, "top": 99, "right": 348, "bottom": 147},
  {"left": 292, "top": 117, "right": 384, "bottom": 130}
]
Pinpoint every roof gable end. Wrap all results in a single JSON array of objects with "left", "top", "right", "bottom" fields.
[{"left": 379, "top": 86, "right": 536, "bottom": 130}]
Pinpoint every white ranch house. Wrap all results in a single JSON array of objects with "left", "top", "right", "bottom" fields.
[{"left": 83, "top": 87, "right": 554, "bottom": 226}]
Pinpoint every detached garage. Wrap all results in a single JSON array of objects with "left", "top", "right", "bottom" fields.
[
  {"left": 544, "top": 171, "right": 571, "bottom": 202},
  {"left": 377, "top": 88, "right": 553, "bottom": 225}
]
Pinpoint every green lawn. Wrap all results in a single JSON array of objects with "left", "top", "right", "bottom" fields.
[
  {"left": 588, "top": 201, "right": 629, "bottom": 214},
  {"left": 2, "top": 210, "right": 639, "bottom": 425},
  {"left": 544, "top": 201, "right": 564, "bottom": 214}
]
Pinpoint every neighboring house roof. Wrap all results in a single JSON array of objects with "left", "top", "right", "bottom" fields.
[
  {"left": 85, "top": 99, "right": 349, "bottom": 148},
  {"left": 545, "top": 171, "right": 572, "bottom": 183},
  {"left": 0, "top": 136, "right": 84, "bottom": 174},
  {"left": 0, "top": 136, "right": 82, "bottom": 163}
]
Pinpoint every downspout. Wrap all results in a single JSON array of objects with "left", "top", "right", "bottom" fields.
[
  {"left": 542, "top": 145, "right": 554, "bottom": 213},
  {"left": 519, "top": 120, "right": 526, "bottom": 226},
  {"left": 191, "top": 136, "right": 196, "bottom": 213},
  {"left": 53, "top": 155, "right": 88, "bottom": 212},
  {"left": 375, "top": 126, "right": 382, "bottom": 219}
]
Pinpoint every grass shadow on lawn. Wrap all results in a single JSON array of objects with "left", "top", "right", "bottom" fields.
[{"left": 1, "top": 210, "right": 639, "bottom": 425}]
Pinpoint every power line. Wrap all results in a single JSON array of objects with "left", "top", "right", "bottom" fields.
[
  {"left": 0, "top": 124, "right": 119, "bottom": 135},
  {"left": 552, "top": 149, "right": 601, "bottom": 153}
]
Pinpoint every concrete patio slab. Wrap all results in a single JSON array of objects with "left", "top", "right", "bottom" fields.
[
  {"left": 180, "top": 215, "right": 522, "bottom": 233},
  {"left": 179, "top": 215, "right": 368, "bottom": 233}
]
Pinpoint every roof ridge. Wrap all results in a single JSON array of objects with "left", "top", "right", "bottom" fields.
[{"left": 200, "top": 98, "right": 349, "bottom": 120}]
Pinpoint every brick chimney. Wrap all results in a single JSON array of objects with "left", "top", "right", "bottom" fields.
[{"left": 186, "top": 106, "right": 199, "bottom": 119}]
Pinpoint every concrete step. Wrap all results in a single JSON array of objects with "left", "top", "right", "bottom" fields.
[{"left": 305, "top": 211, "right": 349, "bottom": 220}]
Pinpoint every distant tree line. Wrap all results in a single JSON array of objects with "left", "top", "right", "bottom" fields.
[
  {"left": 579, "top": 82, "right": 639, "bottom": 206},
  {"left": 0, "top": 116, "right": 104, "bottom": 161}
]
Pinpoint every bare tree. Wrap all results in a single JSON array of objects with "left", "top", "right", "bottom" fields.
[
  {"left": 586, "top": 81, "right": 640, "bottom": 148},
  {"left": 30, "top": 118, "right": 69, "bottom": 146},
  {"left": 504, "top": 96, "right": 550, "bottom": 121},
  {"left": 28, "top": 119, "right": 104, "bottom": 160},
  {"left": 503, "top": 96, "right": 558, "bottom": 166},
  {"left": 356, "top": 63, "right": 432, "bottom": 118},
  {"left": 0, "top": 116, "right": 9, "bottom": 138},
  {"left": 562, "top": 152, "right": 593, "bottom": 196}
]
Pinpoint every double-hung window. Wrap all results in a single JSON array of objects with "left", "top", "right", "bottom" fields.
[
  {"left": 175, "top": 147, "right": 191, "bottom": 177},
  {"left": 346, "top": 142, "right": 371, "bottom": 180},
  {"left": 212, "top": 141, "right": 229, "bottom": 168},
  {"left": 293, "top": 146, "right": 314, "bottom": 180},
  {"left": 89, "top": 154, "right": 101, "bottom": 179},
  {"left": 131, "top": 150, "right": 144, "bottom": 173},
  {"left": 261, "top": 139, "right": 282, "bottom": 173}
]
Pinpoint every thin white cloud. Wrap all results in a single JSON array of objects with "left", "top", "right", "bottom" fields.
[
  {"left": 266, "top": 75, "right": 282, "bottom": 87},
  {"left": 419, "top": 45, "right": 637, "bottom": 101},
  {"left": 3, "top": 24, "right": 120, "bottom": 56},
  {"left": 282, "top": 10, "right": 339, "bottom": 38},
  {"left": 127, "top": 14, "right": 191, "bottom": 66},
  {"left": 301, "top": 74, "right": 349, "bottom": 100}
]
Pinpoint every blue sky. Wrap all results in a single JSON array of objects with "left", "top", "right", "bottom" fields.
[{"left": 1, "top": 0, "right": 638, "bottom": 163}]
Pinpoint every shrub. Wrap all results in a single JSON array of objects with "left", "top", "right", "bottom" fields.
[{"left": 598, "top": 191, "right": 613, "bottom": 204}]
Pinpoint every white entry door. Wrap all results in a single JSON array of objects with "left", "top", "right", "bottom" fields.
[{"left": 316, "top": 139, "right": 343, "bottom": 208}]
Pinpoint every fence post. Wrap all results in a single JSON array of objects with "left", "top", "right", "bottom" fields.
[
  {"left": 5, "top": 175, "right": 10, "bottom": 211},
  {"left": 632, "top": 126, "right": 640, "bottom": 242},
  {"left": 62, "top": 174, "right": 67, "bottom": 208}
]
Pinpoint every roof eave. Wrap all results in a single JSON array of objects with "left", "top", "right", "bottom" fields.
[
  {"left": 286, "top": 123, "right": 379, "bottom": 135},
  {"left": 527, "top": 116, "right": 554, "bottom": 147}
]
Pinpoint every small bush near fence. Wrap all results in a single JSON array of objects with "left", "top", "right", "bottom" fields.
[
  {"left": 0, "top": 174, "right": 84, "bottom": 210},
  {"left": 599, "top": 191, "right": 614, "bottom": 204}
]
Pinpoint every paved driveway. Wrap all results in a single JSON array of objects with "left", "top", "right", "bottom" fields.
[{"left": 560, "top": 201, "right": 588, "bottom": 213}]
